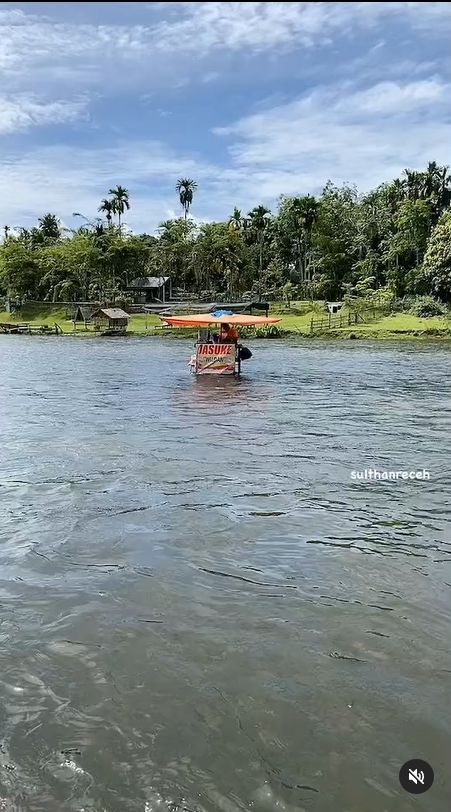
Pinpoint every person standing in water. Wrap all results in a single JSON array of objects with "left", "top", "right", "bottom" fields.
[{"left": 220, "top": 323, "right": 238, "bottom": 343}]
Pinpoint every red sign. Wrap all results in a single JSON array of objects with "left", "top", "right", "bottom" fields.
[{"left": 195, "top": 343, "right": 236, "bottom": 374}]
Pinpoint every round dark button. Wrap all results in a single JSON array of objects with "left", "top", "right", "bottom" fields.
[{"left": 399, "top": 759, "right": 434, "bottom": 794}]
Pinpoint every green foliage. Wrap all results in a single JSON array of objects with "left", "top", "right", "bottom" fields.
[
  {"left": 276, "top": 195, "right": 320, "bottom": 294},
  {"left": 176, "top": 178, "right": 197, "bottom": 220},
  {"left": 409, "top": 295, "right": 447, "bottom": 317},
  {"left": 421, "top": 211, "right": 451, "bottom": 302},
  {"left": 38, "top": 213, "right": 61, "bottom": 242},
  {"left": 313, "top": 182, "right": 358, "bottom": 299},
  {"left": 108, "top": 186, "right": 130, "bottom": 229},
  {"left": 1, "top": 163, "right": 451, "bottom": 306},
  {"left": 254, "top": 324, "right": 281, "bottom": 338},
  {"left": 0, "top": 239, "right": 40, "bottom": 297}
]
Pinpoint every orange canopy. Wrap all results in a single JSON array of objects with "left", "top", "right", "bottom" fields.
[{"left": 161, "top": 313, "right": 281, "bottom": 327}]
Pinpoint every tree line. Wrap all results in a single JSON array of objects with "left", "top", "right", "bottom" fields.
[{"left": 1, "top": 165, "right": 451, "bottom": 305}]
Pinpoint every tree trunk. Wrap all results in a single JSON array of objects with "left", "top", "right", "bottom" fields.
[{"left": 258, "top": 237, "right": 263, "bottom": 301}]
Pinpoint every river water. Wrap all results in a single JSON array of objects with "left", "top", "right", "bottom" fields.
[{"left": 0, "top": 337, "right": 449, "bottom": 812}]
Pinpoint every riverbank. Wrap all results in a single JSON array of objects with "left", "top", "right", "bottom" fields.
[{"left": 1, "top": 304, "right": 451, "bottom": 339}]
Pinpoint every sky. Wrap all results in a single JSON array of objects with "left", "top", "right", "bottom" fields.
[{"left": 0, "top": 1, "right": 450, "bottom": 233}]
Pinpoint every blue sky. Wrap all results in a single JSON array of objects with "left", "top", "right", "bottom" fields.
[{"left": 1, "top": 1, "right": 450, "bottom": 232}]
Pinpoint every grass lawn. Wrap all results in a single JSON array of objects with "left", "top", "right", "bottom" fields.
[
  {"left": 359, "top": 313, "right": 451, "bottom": 332},
  {"left": 0, "top": 305, "right": 163, "bottom": 335},
  {"left": 1, "top": 301, "right": 451, "bottom": 339},
  {"left": 324, "top": 312, "right": 451, "bottom": 338},
  {"left": 0, "top": 304, "right": 69, "bottom": 326}
]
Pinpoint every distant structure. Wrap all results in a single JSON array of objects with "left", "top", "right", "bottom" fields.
[
  {"left": 91, "top": 307, "right": 129, "bottom": 336},
  {"left": 326, "top": 301, "right": 343, "bottom": 315},
  {"left": 71, "top": 304, "right": 94, "bottom": 330},
  {"left": 127, "top": 276, "right": 172, "bottom": 304}
]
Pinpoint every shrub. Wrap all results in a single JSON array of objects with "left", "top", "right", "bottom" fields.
[
  {"left": 409, "top": 296, "right": 447, "bottom": 318},
  {"left": 254, "top": 324, "right": 281, "bottom": 338},
  {"left": 115, "top": 295, "right": 134, "bottom": 309},
  {"left": 391, "top": 295, "right": 416, "bottom": 313}
]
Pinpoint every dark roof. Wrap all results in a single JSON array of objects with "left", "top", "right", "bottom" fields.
[
  {"left": 210, "top": 301, "right": 269, "bottom": 313},
  {"left": 92, "top": 308, "right": 129, "bottom": 319},
  {"left": 72, "top": 305, "right": 93, "bottom": 321},
  {"left": 128, "top": 276, "right": 170, "bottom": 289}
]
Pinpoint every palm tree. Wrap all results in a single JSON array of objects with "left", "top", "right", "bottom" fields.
[
  {"left": 403, "top": 169, "right": 423, "bottom": 201},
  {"left": 423, "top": 161, "right": 439, "bottom": 199},
  {"left": 38, "top": 213, "right": 61, "bottom": 241},
  {"left": 392, "top": 177, "right": 406, "bottom": 203},
  {"left": 247, "top": 205, "right": 271, "bottom": 299},
  {"left": 435, "top": 164, "right": 451, "bottom": 214},
  {"left": 228, "top": 207, "right": 246, "bottom": 233},
  {"left": 422, "top": 162, "right": 451, "bottom": 215},
  {"left": 176, "top": 178, "right": 197, "bottom": 220},
  {"left": 108, "top": 186, "right": 130, "bottom": 229},
  {"left": 288, "top": 195, "right": 320, "bottom": 282},
  {"left": 98, "top": 198, "right": 114, "bottom": 226}
]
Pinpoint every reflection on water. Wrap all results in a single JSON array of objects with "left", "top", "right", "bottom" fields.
[
  {"left": 0, "top": 336, "right": 450, "bottom": 812},
  {"left": 172, "top": 374, "right": 257, "bottom": 409}
]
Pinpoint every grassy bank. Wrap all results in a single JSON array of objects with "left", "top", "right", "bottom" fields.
[
  {"left": 0, "top": 305, "right": 164, "bottom": 336},
  {"left": 1, "top": 302, "right": 451, "bottom": 339}
]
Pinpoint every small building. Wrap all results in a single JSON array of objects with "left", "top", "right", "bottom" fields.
[
  {"left": 326, "top": 301, "right": 343, "bottom": 315},
  {"left": 91, "top": 307, "right": 129, "bottom": 335},
  {"left": 71, "top": 305, "right": 94, "bottom": 330},
  {"left": 127, "top": 276, "right": 172, "bottom": 304}
]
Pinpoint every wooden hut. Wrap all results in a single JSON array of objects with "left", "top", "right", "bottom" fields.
[
  {"left": 127, "top": 276, "right": 172, "bottom": 303},
  {"left": 91, "top": 307, "right": 129, "bottom": 336},
  {"left": 71, "top": 305, "right": 94, "bottom": 331}
]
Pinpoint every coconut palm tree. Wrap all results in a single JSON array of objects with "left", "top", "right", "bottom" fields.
[
  {"left": 228, "top": 207, "right": 247, "bottom": 233},
  {"left": 98, "top": 198, "right": 114, "bottom": 226},
  {"left": 287, "top": 195, "right": 320, "bottom": 282},
  {"left": 403, "top": 169, "right": 423, "bottom": 201},
  {"left": 38, "top": 213, "right": 61, "bottom": 241},
  {"left": 422, "top": 163, "right": 451, "bottom": 215},
  {"left": 423, "top": 161, "right": 439, "bottom": 199},
  {"left": 108, "top": 186, "right": 130, "bottom": 229},
  {"left": 176, "top": 178, "right": 197, "bottom": 220},
  {"left": 391, "top": 177, "right": 406, "bottom": 204},
  {"left": 247, "top": 205, "right": 271, "bottom": 299},
  {"left": 435, "top": 164, "right": 451, "bottom": 214}
]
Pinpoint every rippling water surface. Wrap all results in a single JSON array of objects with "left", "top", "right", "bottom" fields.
[{"left": 0, "top": 337, "right": 450, "bottom": 812}]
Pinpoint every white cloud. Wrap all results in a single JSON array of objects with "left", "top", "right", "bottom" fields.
[
  {"left": 331, "top": 78, "right": 451, "bottom": 117},
  {"left": 1, "top": 73, "right": 450, "bottom": 232},
  {"left": 0, "top": 4, "right": 450, "bottom": 228},
  {"left": 213, "top": 78, "right": 451, "bottom": 199},
  {"left": 0, "top": 9, "right": 28, "bottom": 24},
  {"left": 0, "top": 2, "right": 449, "bottom": 92},
  {"left": 0, "top": 95, "right": 88, "bottom": 134},
  {"left": 0, "top": 141, "right": 216, "bottom": 232},
  {"left": 150, "top": 2, "right": 451, "bottom": 53},
  {"left": 345, "top": 79, "right": 446, "bottom": 115}
]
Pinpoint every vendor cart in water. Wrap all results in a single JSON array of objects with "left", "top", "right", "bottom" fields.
[{"left": 159, "top": 312, "right": 281, "bottom": 375}]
